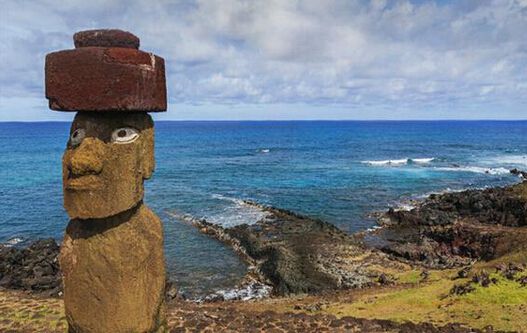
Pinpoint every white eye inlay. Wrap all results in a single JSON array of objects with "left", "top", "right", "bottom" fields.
[
  {"left": 70, "top": 128, "right": 86, "bottom": 146},
  {"left": 111, "top": 127, "right": 139, "bottom": 144}
]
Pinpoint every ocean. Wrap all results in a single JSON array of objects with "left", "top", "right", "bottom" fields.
[{"left": 0, "top": 120, "right": 526, "bottom": 297}]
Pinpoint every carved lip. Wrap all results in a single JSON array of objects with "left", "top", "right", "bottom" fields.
[{"left": 65, "top": 175, "right": 103, "bottom": 190}]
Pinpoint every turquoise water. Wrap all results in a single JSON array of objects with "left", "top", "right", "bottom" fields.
[{"left": 0, "top": 121, "right": 526, "bottom": 296}]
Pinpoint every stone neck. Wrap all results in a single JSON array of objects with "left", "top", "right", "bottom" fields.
[{"left": 68, "top": 201, "right": 143, "bottom": 239}]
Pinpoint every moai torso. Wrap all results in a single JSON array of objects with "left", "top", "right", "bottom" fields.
[
  {"left": 45, "top": 30, "right": 168, "bottom": 333},
  {"left": 61, "top": 204, "right": 165, "bottom": 333}
]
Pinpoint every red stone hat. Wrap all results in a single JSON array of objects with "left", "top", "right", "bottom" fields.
[{"left": 45, "top": 29, "right": 167, "bottom": 112}]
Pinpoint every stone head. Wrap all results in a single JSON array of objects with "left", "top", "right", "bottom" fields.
[
  {"left": 44, "top": 29, "right": 167, "bottom": 219},
  {"left": 63, "top": 112, "right": 154, "bottom": 219}
]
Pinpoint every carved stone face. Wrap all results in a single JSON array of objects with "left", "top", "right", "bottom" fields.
[{"left": 63, "top": 112, "right": 154, "bottom": 219}]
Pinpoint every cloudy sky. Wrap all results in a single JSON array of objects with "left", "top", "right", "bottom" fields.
[{"left": 1, "top": 0, "right": 526, "bottom": 121}]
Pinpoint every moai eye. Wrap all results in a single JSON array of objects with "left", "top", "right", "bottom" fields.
[
  {"left": 111, "top": 127, "right": 139, "bottom": 144},
  {"left": 70, "top": 128, "right": 86, "bottom": 146}
]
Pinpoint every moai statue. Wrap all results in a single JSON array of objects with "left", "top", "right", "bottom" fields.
[{"left": 45, "top": 29, "right": 168, "bottom": 333}]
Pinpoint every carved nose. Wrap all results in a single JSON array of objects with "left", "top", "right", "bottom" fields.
[{"left": 69, "top": 137, "right": 106, "bottom": 176}]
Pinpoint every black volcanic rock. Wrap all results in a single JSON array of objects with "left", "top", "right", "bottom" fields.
[
  {"left": 510, "top": 168, "right": 527, "bottom": 179},
  {"left": 0, "top": 238, "right": 62, "bottom": 296},
  {"left": 375, "top": 180, "right": 527, "bottom": 268},
  {"left": 185, "top": 202, "right": 397, "bottom": 296},
  {"left": 0, "top": 239, "right": 186, "bottom": 300},
  {"left": 384, "top": 183, "right": 526, "bottom": 228}
]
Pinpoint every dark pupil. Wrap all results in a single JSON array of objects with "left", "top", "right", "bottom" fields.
[
  {"left": 118, "top": 130, "right": 127, "bottom": 138},
  {"left": 72, "top": 131, "right": 78, "bottom": 138}
]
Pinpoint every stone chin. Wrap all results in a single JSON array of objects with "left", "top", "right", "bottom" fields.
[{"left": 64, "top": 186, "right": 144, "bottom": 220}]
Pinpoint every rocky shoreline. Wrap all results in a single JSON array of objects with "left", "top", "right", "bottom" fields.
[
  {"left": 178, "top": 175, "right": 527, "bottom": 299},
  {"left": 0, "top": 239, "right": 62, "bottom": 297},
  {"left": 2, "top": 171, "right": 526, "bottom": 300},
  {"left": 181, "top": 202, "right": 407, "bottom": 297},
  {"left": 1, "top": 172, "right": 527, "bottom": 331},
  {"left": 372, "top": 178, "right": 527, "bottom": 268}
]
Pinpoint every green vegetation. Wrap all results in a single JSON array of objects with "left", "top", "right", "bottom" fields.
[
  {"left": 512, "top": 181, "right": 527, "bottom": 199},
  {"left": 0, "top": 291, "right": 66, "bottom": 332},
  {"left": 323, "top": 261, "right": 527, "bottom": 332}
]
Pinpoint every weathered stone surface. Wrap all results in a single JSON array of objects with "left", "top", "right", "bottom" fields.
[
  {"left": 384, "top": 181, "right": 527, "bottom": 228},
  {"left": 45, "top": 29, "right": 168, "bottom": 333},
  {"left": 0, "top": 239, "right": 61, "bottom": 297},
  {"left": 61, "top": 204, "right": 166, "bottom": 333},
  {"left": 180, "top": 202, "right": 402, "bottom": 296},
  {"left": 373, "top": 179, "right": 527, "bottom": 268},
  {"left": 74, "top": 29, "right": 140, "bottom": 49},
  {"left": 45, "top": 47, "right": 166, "bottom": 112},
  {"left": 60, "top": 112, "right": 167, "bottom": 331},
  {"left": 63, "top": 112, "right": 154, "bottom": 219}
]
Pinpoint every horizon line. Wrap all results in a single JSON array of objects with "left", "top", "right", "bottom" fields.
[{"left": 1, "top": 119, "right": 527, "bottom": 123}]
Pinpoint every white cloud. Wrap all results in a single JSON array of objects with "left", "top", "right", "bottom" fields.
[{"left": 0, "top": 0, "right": 526, "bottom": 120}]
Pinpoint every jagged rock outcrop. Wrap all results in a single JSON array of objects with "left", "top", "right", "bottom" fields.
[
  {"left": 375, "top": 180, "right": 527, "bottom": 268},
  {"left": 0, "top": 239, "right": 61, "bottom": 296},
  {"left": 188, "top": 202, "right": 404, "bottom": 296}
]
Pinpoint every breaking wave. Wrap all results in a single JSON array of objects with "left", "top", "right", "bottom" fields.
[
  {"left": 361, "top": 157, "right": 435, "bottom": 166},
  {"left": 435, "top": 166, "right": 510, "bottom": 175},
  {"left": 207, "top": 194, "right": 271, "bottom": 227},
  {"left": 196, "top": 282, "right": 273, "bottom": 302},
  {"left": 2, "top": 237, "right": 24, "bottom": 248},
  {"left": 168, "top": 194, "right": 270, "bottom": 228}
]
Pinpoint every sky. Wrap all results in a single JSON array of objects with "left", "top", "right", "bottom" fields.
[{"left": 1, "top": 0, "right": 526, "bottom": 121}]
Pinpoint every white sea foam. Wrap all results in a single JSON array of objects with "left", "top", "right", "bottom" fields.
[
  {"left": 210, "top": 196, "right": 270, "bottom": 227},
  {"left": 415, "top": 187, "right": 468, "bottom": 199},
  {"left": 366, "top": 225, "right": 383, "bottom": 232},
  {"left": 490, "top": 155, "right": 527, "bottom": 167},
  {"left": 3, "top": 237, "right": 24, "bottom": 247},
  {"left": 411, "top": 158, "right": 435, "bottom": 164},
  {"left": 166, "top": 211, "right": 204, "bottom": 225},
  {"left": 362, "top": 159, "right": 408, "bottom": 166},
  {"left": 362, "top": 157, "right": 435, "bottom": 166},
  {"left": 197, "top": 282, "right": 273, "bottom": 302},
  {"left": 259, "top": 149, "right": 270, "bottom": 153},
  {"left": 436, "top": 166, "right": 510, "bottom": 175},
  {"left": 171, "top": 194, "right": 268, "bottom": 228},
  {"left": 211, "top": 193, "right": 246, "bottom": 205},
  {"left": 393, "top": 204, "right": 416, "bottom": 212}
]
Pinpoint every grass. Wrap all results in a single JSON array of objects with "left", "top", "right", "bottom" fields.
[
  {"left": 1, "top": 267, "right": 526, "bottom": 332},
  {"left": 321, "top": 261, "right": 527, "bottom": 332},
  {"left": 512, "top": 181, "right": 527, "bottom": 200},
  {"left": 0, "top": 291, "right": 66, "bottom": 332},
  {"left": 394, "top": 269, "right": 423, "bottom": 284},
  {"left": 1, "top": 242, "right": 525, "bottom": 332}
]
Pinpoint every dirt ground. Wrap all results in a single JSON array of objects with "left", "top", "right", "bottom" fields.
[{"left": 0, "top": 286, "right": 511, "bottom": 333}]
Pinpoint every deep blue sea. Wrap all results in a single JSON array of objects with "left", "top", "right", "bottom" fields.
[{"left": 1, "top": 121, "right": 526, "bottom": 296}]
